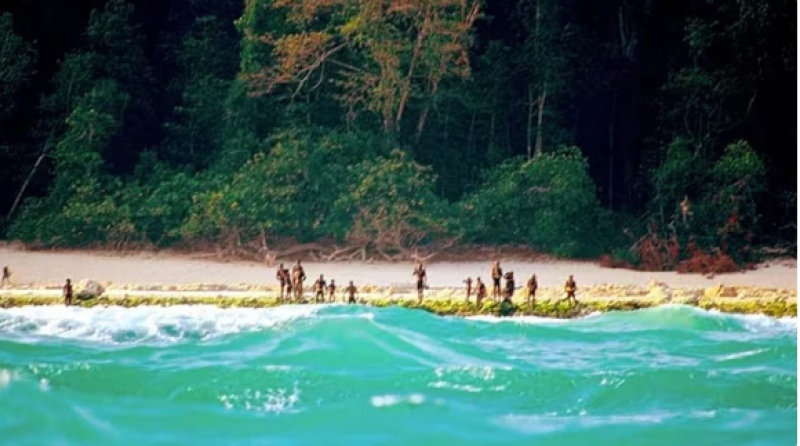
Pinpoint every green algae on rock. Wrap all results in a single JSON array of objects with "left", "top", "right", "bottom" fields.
[{"left": 0, "top": 293, "right": 795, "bottom": 318}]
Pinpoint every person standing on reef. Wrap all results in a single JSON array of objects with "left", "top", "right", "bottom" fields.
[
  {"left": 292, "top": 260, "right": 306, "bottom": 302},
  {"left": 327, "top": 279, "right": 337, "bottom": 303},
  {"left": 563, "top": 275, "right": 578, "bottom": 305},
  {"left": 475, "top": 277, "right": 487, "bottom": 306},
  {"left": 314, "top": 274, "right": 326, "bottom": 303},
  {"left": 413, "top": 261, "right": 427, "bottom": 303},
  {"left": 526, "top": 274, "right": 538, "bottom": 306},
  {"left": 491, "top": 261, "right": 503, "bottom": 301},
  {"left": 503, "top": 271, "right": 515, "bottom": 303},
  {"left": 276, "top": 263, "right": 289, "bottom": 302},
  {"left": 1, "top": 266, "right": 10, "bottom": 286},
  {"left": 346, "top": 281, "right": 358, "bottom": 304},
  {"left": 463, "top": 277, "right": 473, "bottom": 302},
  {"left": 63, "top": 279, "right": 73, "bottom": 307}
]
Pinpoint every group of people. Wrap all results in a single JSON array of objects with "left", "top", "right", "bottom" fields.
[
  {"left": 276, "top": 259, "right": 579, "bottom": 307},
  {"left": 275, "top": 260, "right": 360, "bottom": 304},
  {"left": 461, "top": 261, "right": 578, "bottom": 307},
  {"left": 7, "top": 259, "right": 579, "bottom": 308}
]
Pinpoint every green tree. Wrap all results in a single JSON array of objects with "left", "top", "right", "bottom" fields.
[
  {"left": 334, "top": 149, "right": 456, "bottom": 256},
  {"left": 0, "top": 13, "right": 36, "bottom": 119},
  {"left": 464, "top": 146, "right": 604, "bottom": 257},
  {"left": 659, "top": 0, "right": 779, "bottom": 155},
  {"left": 514, "top": 0, "right": 571, "bottom": 158},
  {"left": 239, "top": 0, "right": 480, "bottom": 136},
  {"left": 0, "top": 12, "right": 37, "bottom": 224},
  {"left": 162, "top": 15, "right": 239, "bottom": 168},
  {"left": 10, "top": 80, "right": 130, "bottom": 245}
]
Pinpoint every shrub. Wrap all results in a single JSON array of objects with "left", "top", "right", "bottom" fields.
[
  {"left": 462, "top": 147, "right": 606, "bottom": 257},
  {"left": 645, "top": 139, "right": 767, "bottom": 265},
  {"left": 334, "top": 149, "right": 457, "bottom": 253}
]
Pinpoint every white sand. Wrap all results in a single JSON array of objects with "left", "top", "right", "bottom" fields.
[{"left": 0, "top": 246, "right": 795, "bottom": 290}]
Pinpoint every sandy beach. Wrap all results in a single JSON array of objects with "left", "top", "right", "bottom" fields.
[{"left": 0, "top": 246, "right": 795, "bottom": 290}]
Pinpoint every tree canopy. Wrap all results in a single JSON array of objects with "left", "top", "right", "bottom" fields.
[{"left": 0, "top": 0, "right": 795, "bottom": 267}]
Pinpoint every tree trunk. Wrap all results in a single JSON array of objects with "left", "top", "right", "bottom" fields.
[
  {"left": 534, "top": 82, "right": 547, "bottom": 157},
  {"left": 489, "top": 111, "right": 496, "bottom": 149},
  {"left": 415, "top": 80, "right": 439, "bottom": 144},
  {"left": 468, "top": 111, "right": 476, "bottom": 151},
  {"left": 608, "top": 91, "right": 617, "bottom": 208},
  {"left": 396, "top": 15, "right": 428, "bottom": 130},
  {"left": 526, "top": 84, "right": 534, "bottom": 159},
  {"left": 8, "top": 148, "right": 48, "bottom": 219}
]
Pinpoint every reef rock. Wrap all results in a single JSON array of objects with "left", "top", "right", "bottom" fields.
[
  {"left": 647, "top": 281, "right": 672, "bottom": 302},
  {"left": 704, "top": 284, "right": 739, "bottom": 299},
  {"left": 77, "top": 279, "right": 105, "bottom": 300}
]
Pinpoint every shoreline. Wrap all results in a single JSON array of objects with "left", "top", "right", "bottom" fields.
[
  {"left": 0, "top": 246, "right": 796, "bottom": 289},
  {"left": 1, "top": 286, "right": 796, "bottom": 318},
  {"left": 0, "top": 245, "right": 795, "bottom": 318}
]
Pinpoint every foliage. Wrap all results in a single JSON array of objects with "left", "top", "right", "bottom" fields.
[
  {"left": 463, "top": 147, "right": 606, "bottom": 257},
  {"left": 335, "top": 149, "right": 457, "bottom": 252},
  {"left": 0, "top": 13, "right": 36, "bottom": 119},
  {"left": 240, "top": 0, "right": 480, "bottom": 135},
  {"left": 0, "top": 0, "right": 794, "bottom": 266},
  {"left": 9, "top": 81, "right": 130, "bottom": 245},
  {"left": 638, "top": 139, "right": 768, "bottom": 269},
  {"left": 182, "top": 127, "right": 388, "bottom": 247},
  {"left": 161, "top": 15, "right": 239, "bottom": 168},
  {"left": 650, "top": 137, "right": 707, "bottom": 220}
]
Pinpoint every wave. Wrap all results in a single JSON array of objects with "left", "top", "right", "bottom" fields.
[
  {"left": 466, "top": 304, "right": 796, "bottom": 336},
  {"left": 0, "top": 304, "right": 793, "bottom": 347},
  {"left": 0, "top": 305, "right": 322, "bottom": 344}
]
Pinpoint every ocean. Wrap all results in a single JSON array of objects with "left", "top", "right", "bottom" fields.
[{"left": 0, "top": 304, "right": 796, "bottom": 445}]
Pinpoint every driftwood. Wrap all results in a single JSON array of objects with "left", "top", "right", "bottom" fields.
[{"left": 213, "top": 218, "right": 460, "bottom": 264}]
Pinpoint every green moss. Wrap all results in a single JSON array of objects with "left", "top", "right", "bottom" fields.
[{"left": 0, "top": 294, "right": 795, "bottom": 318}]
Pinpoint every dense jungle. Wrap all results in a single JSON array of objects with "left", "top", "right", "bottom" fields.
[{"left": 0, "top": 0, "right": 796, "bottom": 271}]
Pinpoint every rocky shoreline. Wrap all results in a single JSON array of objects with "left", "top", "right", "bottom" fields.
[{"left": 1, "top": 282, "right": 796, "bottom": 318}]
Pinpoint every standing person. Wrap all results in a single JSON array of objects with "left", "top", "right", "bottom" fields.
[
  {"left": 526, "top": 274, "right": 538, "bottom": 306},
  {"left": 63, "top": 279, "right": 73, "bottom": 307},
  {"left": 1, "top": 266, "right": 10, "bottom": 286},
  {"left": 412, "top": 262, "right": 427, "bottom": 303},
  {"left": 276, "top": 263, "right": 289, "bottom": 302},
  {"left": 563, "top": 275, "right": 578, "bottom": 305},
  {"left": 327, "top": 279, "right": 337, "bottom": 303},
  {"left": 463, "top": 277, "right": 473, "bottom": 302},
  {"left": 292, "top": 260, "right": 306, "bottom": 302},
  {"left": 346, "top": 281, "right": 358, "bottom": 304},
  {"left": 504, "top": 271, "right": 515, "bottom": 303},
  {"left": 491, "top": 261, "right": 503, "bottom": 301},
  {"left": 314, "top": 274, "right": 326, "bottom": 303},
  {"left": 475, "top": 277, "right": 487, "bottom": 306}
]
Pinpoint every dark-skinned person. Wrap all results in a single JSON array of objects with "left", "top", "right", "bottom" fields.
[{"left": 491, "top": 261, "right": 503, "bottom": 301}]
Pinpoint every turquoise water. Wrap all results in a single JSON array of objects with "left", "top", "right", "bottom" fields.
[{"left": 0, "top": 304, "right": 795, "bottom": 445}]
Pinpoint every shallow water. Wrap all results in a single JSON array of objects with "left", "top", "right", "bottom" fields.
[{"left": 0, "top": 304, "right": 796, "bottom": 445}]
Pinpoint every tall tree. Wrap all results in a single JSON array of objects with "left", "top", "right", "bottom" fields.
[
  {"left": 0, "top": 12, "right": 36, "bottom": 219},
  {"left": 161, "top": 15, "right": 239, "bottom": 168},
  {"left": 659, "top": 0, "right": 780, "bottom": 156},
  {"left": 514, "top": 0, "right": 569, "bottom": 158},
  {"left": 239, "top": 0, "right": 480, "bottom": 137},
  {"left": 0, "top": 13, "right": 35, "bottom": 120}
]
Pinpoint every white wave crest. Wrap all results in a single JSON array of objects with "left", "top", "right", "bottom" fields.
[
  {"left": 218, "top": 382, "right": 301, "bottom": 414},
  {"left": 464, "top": 315, "right": 570, "bottom": 324},
  {"left": 496, "top": 412, "right": 675, "bottom": 434},
  {"left": 428, "top": 381, "right": 506, "bottom": 393},
  {"left": 0, "top": 305, "right": 322, "bottom": 344},
  {"left": 0, "top": 369, "right": 14, "bottom": 389},
  {"left": 728, "top": 313, "right": 797, "bottom": 334},
  {"left": 370, "top": 393, "right": 432, "bottom": 408}
]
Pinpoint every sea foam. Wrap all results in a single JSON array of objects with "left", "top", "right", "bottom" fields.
[{"left": 0, "top": 305, "right": 322, "bottom": 344}]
